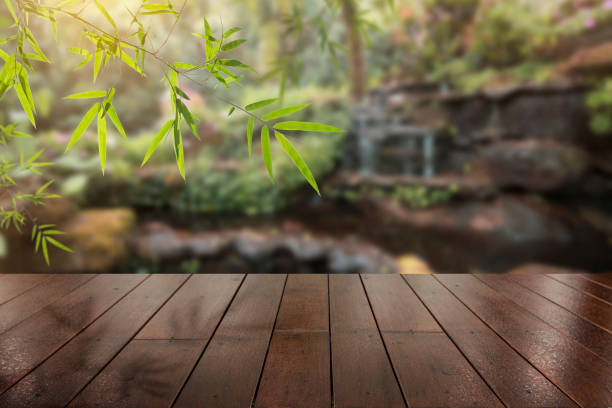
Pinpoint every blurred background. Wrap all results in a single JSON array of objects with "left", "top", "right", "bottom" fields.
[{"left": 1, "top": 0, "right": 612, "bottom": 274}]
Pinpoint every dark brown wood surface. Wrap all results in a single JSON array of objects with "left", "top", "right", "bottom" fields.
[
  {"left": 0, "top": 274, "right": 188, "bottom": 408},
  {"left": 549, "top": 274, "right": 612, "bottom": 304},
  {"left": 406, "top": 274, "right": 579, "bottom": 408},
  {"left": 173, "top": 274, "right": 286, "bottom": 408},
  {"left": 0, "top": 272, "right": 610, "bottom": 408},
  {"left": 255, "top": 274, "right": 331, "bottom": 408},
  {"left": 509, "top": 274, "right": 612, "bottom": 332},
  {"left": 437, "top": 274, "right": 612, "bottom": 408},
  {"left": 476, "top": 274, "right": 612, "bottom": 362},
  {"left": 329, "top": 274, "right": 406, "bottom": 408}
]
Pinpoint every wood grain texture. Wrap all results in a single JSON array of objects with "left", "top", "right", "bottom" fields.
[
  {"left": 255, "top": 275, "right": 330, "bottom": 408},
  {"left": 510, "top": 274, "right": 612, "bottom": 332},
  {"left": 0, "top": 274, "right": 50, "bottom": 305},
  {"left": 550, "top": 274, "right": 612, "bottom": 304},
  {"left": 0, "top": 274, "right": 146, "bottom": 394},
  {"left": 0, "top": 274, "right": 94, "bottom": 334},
  {"left": 406, "top": 274, "right": 577, "bottom": 408},
  {"left": 137, "top": 274, "right": 244, "bottom": 340},
  {"left": 476, "top": 274, "right": 612, "bottom": 363},
  {"left": 330, "top": 274, "right": 405, "bottom": 408},
  {"left": 173, "top": 274, "right": 286, "bottom": 408},
  {"left": 68, "top": 340, "right": 201, "bottom": 408},
  {"left": 437, "top": 274, "right": 612, "bottom": 408},
  {"left": 581, "top": 273, "right": 612, "bottom": 287},
  {"left": 0, "top": 274, "right": 187, "bottom": 408},
  {"left": 363, "top": 274, "right": 504, "bottom": 408}
]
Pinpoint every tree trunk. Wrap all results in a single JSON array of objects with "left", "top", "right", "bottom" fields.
[{"left": 341, "top": 0, "right": 366, "bottom": 103}]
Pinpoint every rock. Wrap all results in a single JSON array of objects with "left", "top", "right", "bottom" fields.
[
  {"left": 481, "top": 140, "right": 589, "bottom": 192},
  {"left": 58, "top": 208, "right": 135, "bottom": 272},
  {"left": 130, "top": 222, "right": 397, "bottom": 274},
  {"left": 363, "top": 195, "right": 612, "bottom": 273}
]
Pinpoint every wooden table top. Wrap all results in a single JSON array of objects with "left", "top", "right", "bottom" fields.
[{"left": 0, "top": 273, "right": 610, "bottom": 407}]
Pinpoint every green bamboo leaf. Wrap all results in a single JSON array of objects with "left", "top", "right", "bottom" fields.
[
  {"left": 228, "top": 106, "right": 235, "bottom": 117},
  {"left": 42, "top": 237, "right": 49, "bottom": 266},
  {"left": 97, "top": 111, "right": 107, "bottom": 174},
  {"left": 18, "top": 67, "right": 35, "bottom": 113},
  {"left": 274, "top": 131, "right": 319, "bottom": 194},
  {"left": 66, "top": 103, "right": 100, "bottom": 152},
  {"left": 4, "top": 0, "right": 17, "bottom": 23},
  {"left": 247, "top": 117, "right": 254, "bottom": 157},
  {"left": 245, "top": 98, "right": 277, "bottom": 111},
  {"left": 263, "top": 104, "right": 309, "bottom": 121},
  {"left": 221, "top": 39, "right": 246, "bottom": 52},
  {"left": 142, "top": 119, "right": 174, "bottom": 166},
  {"left": 173, "top": 119, "right": 185, "bottom": 179},
  {"left": 107, "top": 104, "right": 126, "bottom": 139},
  {"left": 15, "top": 83, "right": 36, "bottom": 127},
  {"left": 177, "top": 99, "right": 199, "bottom": 140},
  {"left": 174, "top": 62, "right": 203, "bottom": 70},
  {"left": 94, "top": 0, "right": 117, "bottom": 31},
  {"left": 175, "top": 87, "right": 190, "bottom": 100},
  {"left": 219, "top": 59, "right": 255, "bottom": 72},
  {"left": 261, "top": 126, "right": 273, "bottom": 182},
  {"left": 120, "top": 49, "right": 143, "bottom": 74},
  {"left": 45, "top": 237, "right": 73, "bottom": 253},
  {"left": 203, "top": 18, "right": 213, "bottom": 60},
  {"left": 273, "top": 121, "right": 343, "bottom": 133},
  {"left": 93, "top": 47, "right": 103, "bottom": 83},
  {"left": 223, "top": 27, "right": 242, "bottom": 39},
  {"left": 64, "top": 90, "right": 107, "bottom": 99}
]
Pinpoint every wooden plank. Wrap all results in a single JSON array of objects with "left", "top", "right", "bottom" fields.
[
  {"left": 477, "top": 274, "right": 612, "bottom": 362},
  {"left": 255, "top": 275, "right": 330, "bottom": 408},
  {"left": 437, "top": 274, "right": 612, "bottom": 408},
  {"left": 0, "top": 275, "right": 50, "bottom": 305},
  {"left": 72, "top": 340, "right": 201, "bottom": 408},
  {"left": 0, "top": 274, "right": 95, "bottom": 334},
  {"left": 173, "top": 274, "right": 286, "bottom": 408},
  {"left": 329, "top": 274, "right": 405, "bottom": 408},
  {"left": 406, "top": 274, "right": 577, "bottom": 408},
  {"left": 510, "top": 274, "right": 612, "bottom": 332},
  {"left": 137, "top": 274, "right": 245, "bottom": 340},
  {"left": 0, "top": 274, "right": 187, "bottom": 408},
  {"left": 550, "top": 274, "right": 612, "bottom": 304},
  {"left": 581, "top": 273, "right": 612, "bottom": 288},
  {"left": 0, "top": 274, "right": 146, "bottom": 394},
  {"left": 60, "top": 275, "right": 244, "bottom": 408},
  {"left": 362, "top": 274, "right": 504, "bottom": 408}
]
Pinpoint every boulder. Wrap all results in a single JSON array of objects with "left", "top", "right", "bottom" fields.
[
  {"left": 57, "top": 208, "right": 136, "bottom": 272},
  {"left": 481, "top": 140, "right": 589, "bottom": 192}
]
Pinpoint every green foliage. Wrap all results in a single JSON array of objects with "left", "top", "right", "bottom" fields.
[
  {"left": 0, "top": 0, "right": 345, "bottom": 265},
  {"left": 586, "top": 78, "right": 612, "bottom": 135}
]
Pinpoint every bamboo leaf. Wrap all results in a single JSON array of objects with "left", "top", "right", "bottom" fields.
[
  {"left": 223, "top": 27, "right": 242, "bottom": 39},
  {"left": 263, "top": 104, "right": 309, "bottom": 121},
  {"left": 261, "top": 126, "right": 273, "bottom": 182},
  {"left": 273, "top": 121, "right": 343, "bottom": 133},
  {"left": 66, "top": 103, "right": 100, "bottom": 151},
  {"left": 247, "top": 117, "right": 254, "bottom": 157},
  {"left": 93, "top": 47, "right": 103, "bottom": 83},
  {"left": 177, "top": 99, "right": 199, "bottom": 139},
  {"left": 45, "top": 237, "right": 73, "bottom": 253},
  {"left": 203, "top": 18, "right": 213, "bottom": 60},
  {"left": 221, "top": 39, "right": 246, "bottom": 52},
  {"left": 15, "top": 82, "right": 36, "bottom": 127},
  {"left": 64, "top": 90, "right": 107, "bottom": 99},
  {"left": 94, "top": 0, "right": 117, "bottom": 31},
  {"left": 141, "top": 119, "right": 174, "bottom": 166},
  {"left": 173, "top": 119, "right": 185, "bottom": 179},
  {"left": 228, "top": 106, "right": 235, "bottom": 117},
  {"left": 274, "top": 131, "right": 319, "bottom": 194},
  {"left": 107, "top": 104, "right": 126, "bottom": 139},
  {"left": 97, "top": 111, "right": 107, "bottom": 174},
  {"left": 42, "top": 237, "right": 49, "bottom": 265},
  {"left": 219, "top": 59, "right": 255, "bottom": 72},
  {"left": 245, "top": 98, "right": 277, "bottom": 111}
]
